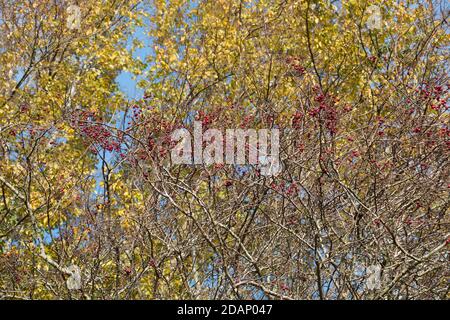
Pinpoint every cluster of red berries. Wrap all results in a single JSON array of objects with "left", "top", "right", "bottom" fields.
[
  {"left": 123, "top": 266, "right": 132, "bottom": 275},
  {"left": 128, "top": 108, "right": 183, "bottom": 164},
  {"left": 412, "top": 82, "right": 449, "bottom": 111},
  {"left": 292, "top": 112, "right": 302, "bottom": 129},
  {"left": 270, "top": 181, "right": 298, "bottom": 196},
  {"left": 195, "top": 110, "right": 214, "bottom": 126},
  {"left": 368, "top": 55, "right": 377, "bottom": 63},
  {"left": 308, "top": 87, "right": 339, "bottom": 135},
  {"left": 351, "top": 150, "right": 360, "bottom": 158},
  {"left": 224, "top": 180, "right": 233, "bottom": 187},
  {"left": 286, "top": 55, "right": 305, "bottom": 76},
  {"left": 285, "top": 182, "right": 298, "bottom": 196},
  {"left": 265, "top": 113, "right": 274, "bottom": 125},
  {"left": 19, "top": 104, "right": 30, "bottom": 113},
  {"left": 131, "top": 104, "right": 143, "bottom": 119},
  {"left": 71, "top": 110, "right": 121, "bottom": 153},
  {"left": 240, "top": 115, "right": 254, "bottom": 129},
  {"left": 413, "top": 127, "right": 422, "bottom": 134}
]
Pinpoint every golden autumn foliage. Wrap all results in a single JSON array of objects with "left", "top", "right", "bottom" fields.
[{"left": 0, "top": 0, "right": 448, "bottom": 299}]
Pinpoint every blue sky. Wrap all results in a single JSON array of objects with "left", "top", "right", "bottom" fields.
[{"left": 116, "top": 20, "right": 154, "bottom": 100}]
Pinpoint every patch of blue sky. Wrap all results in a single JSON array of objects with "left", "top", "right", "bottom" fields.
[
  {"left": 116, "top": 10, "right": 154, "bottom": 100},
  {"left": 43, "top": 227, "right": 60, "bottom": 245}
]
